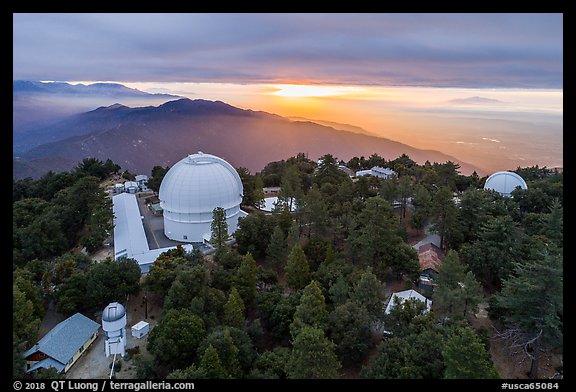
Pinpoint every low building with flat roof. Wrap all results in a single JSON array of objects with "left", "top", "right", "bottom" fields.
[{"left": 112, "top": 192, "right": 197, "bottom": 272}]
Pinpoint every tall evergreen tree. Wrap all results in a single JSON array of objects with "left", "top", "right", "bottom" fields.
[
  {"left": 285, "top": 244, "right": 311, "bottom": 290},
  {"left": 147, "top": 309, "right": 206, "bottom": 371},
  {"left": 348, "top": 196, "right": 405, "bottom": 278},
  {"left": 430, "top": 186, "right": 461, "bottom": 251},
  {"left": 329, "top": 300, "right": 373, "bottom": 365},
  {"left": 461, "top": 215, "right": 523, "bottom": 288},
  {"left": 253, "top": 174, "right": 266, "bottom": 209},
  {"left": 234, "top": 252, "right": 258, "bottom": 304},
  {"left": 278, "top": 164, "right": 302, "bottom": 212},
  {"left": 286, "top": 326, "right": 341, "bottom": 379},
  {"left": 328, "top": 276, "right": 349, "bottom": 306},
  {"left": 266, "top": 226, "right": 287, "bottom": 272},
  {"left": 211, "top": 207, "right": 229, "bottom": 253},
  {"left": 495, "top": 250, "right": 563, "bottom": 379},
  {"left": 290, "top": 280, "right": 329, "bottom": 337},
  {"left": 196, "top": 327, "right": 251, "bottom": 378},
  {"left": 543, "top": 198, "right": 563, "bottom": 247},
  {"left": 360, "top": 337, "right": 408, "bottom": 378},
  {"left": 442, "top": 327, "right": 499, "bottom": 379},
  {"left": 198, "top": 344, "right": 230, "bottom": 379},
  {"left": 434, "top": 250, "right": 483, "bottom": 320},
  {"left": 223, "top": 287, "right": 245, "bottom": 329},
  {"left": 397, "top": 175, "right": 413, "bottom": 222},
  {"left": 286, "top": 220, "right": 300, "bottom": 249},
  {"left": 13, "top": 284, "right": 40, "bottom": 347},
  {"left": 350, "top": 268, "right": 385, "bottom": 321},
  {"left": 164, "top": 265, "right": 208, "bottom": 311},
  {"left": 301, "top": 184, "right": 330, "bottom": 238}
]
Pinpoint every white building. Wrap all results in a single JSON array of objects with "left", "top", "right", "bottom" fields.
[
  {"left": 102, "top": 302, "right": 127, "bottom": 358},
  {"left": 355, "top": 166, "right": 396, "bottom": 179},
  {"left": 135, "top": 175, "right": 149, "bottom": 191},
  {"left": 124, "top": 181, "right": 138, "bottom": 194},
  {"left": 385, "top": 289, "right": 432, "bottom": 314},
  {"left": 131, "top": 321, "right": 150, "bottom": 339},
  {"left": 112, "top": 192, "right": 196, "bottom": 272},
  {"left": 483, "top": 171, "right": 528, "bottom": 197},
  {"left": 159, "top": 152, "right": 248, "bottom": 243},
  {"left": 114, "top": 183, "right": 124, "bottom": 193}
]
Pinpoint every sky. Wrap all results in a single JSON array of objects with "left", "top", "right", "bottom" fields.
[{"left": 13, "top": 13, "right": 563, "bottom": 173}]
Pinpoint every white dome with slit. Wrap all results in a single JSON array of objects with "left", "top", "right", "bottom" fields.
[
  {"left": 483, "top": 171, "right": 528, "bottom": 197},
  {"left": 159, "top": 152, "right": 246, "bottom": 243}
]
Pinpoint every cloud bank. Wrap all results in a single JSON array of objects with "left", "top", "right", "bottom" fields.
[{"left": 13, "top": 13, "right": 563, "bottom": 88}]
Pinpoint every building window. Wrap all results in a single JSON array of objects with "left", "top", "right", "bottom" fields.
[{"left": 183, "top": 235, "right": 187, "bottom": 240}]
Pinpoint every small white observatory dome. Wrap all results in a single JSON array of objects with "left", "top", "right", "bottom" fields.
[
  {"left": 159, "top": 152, "right": 247, "bottom": 243},
  {"left": 484, "top": 171, "right": 528, "bottom": 197},
  {"left": 102, "top": 302, "right": 127, "bottom": 358}
]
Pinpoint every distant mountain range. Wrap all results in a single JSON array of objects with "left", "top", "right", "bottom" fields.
[
  {"left": 13, "top": 80, "right": 181, "bottom": 99},
  {"left": 13, "top": 80, "right": 181, "bottom": 135},
  {"left": 13, "top": 97, "right": 485, "bottom": 180}
]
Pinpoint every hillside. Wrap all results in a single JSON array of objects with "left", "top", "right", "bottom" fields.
[
  {"left": 13, "top": 80, "right": 181, "bottom": 136},
  {"left": 14, "top": 98, "right": 485, "bottom": 179}
]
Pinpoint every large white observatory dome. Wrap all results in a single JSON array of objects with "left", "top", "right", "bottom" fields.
[
  {"left": 159, "top": 152, "right": 247, "bottom": 243},
  {"left": 483, "top": 171, "right": 528, "bottom": 197}
]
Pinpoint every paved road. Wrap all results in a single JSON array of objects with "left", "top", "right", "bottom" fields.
[{"left": 136, "top": 194, "right": 185, "bottom": 250}]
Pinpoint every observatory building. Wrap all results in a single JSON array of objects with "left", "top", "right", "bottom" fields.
[
  {"left": 483, "top": 171, "right": 528, "bottom": 197},
  {"left": 102, "top": 302, "right": 127, "bottom": 358},
  {"left": 159, "top": 152, "right": 247, "bottom": 243}
]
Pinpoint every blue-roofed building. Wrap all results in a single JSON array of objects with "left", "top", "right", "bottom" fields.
[{"left": 23, "top": 313, "right": 100, "bottom": 374}]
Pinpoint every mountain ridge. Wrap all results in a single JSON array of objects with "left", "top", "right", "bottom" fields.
[{"left": 14, "top": 98, "right": 486, "bottom": 179}]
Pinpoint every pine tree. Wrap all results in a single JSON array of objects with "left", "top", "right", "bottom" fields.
[
  {"left": 13, "top": 284, "right": 40, "bottom": 345},
  {"left": 430, "top": 186, "right": 461, "bottom": 251},
  {"left": 290, "top": 280, "right": 329, "bottom": 337},
  {"left": 253, "top": 174, "right": 266, "bottom": 209},
  {"left": 286, "top": 221, "right": 300, "bottom": 249},
  {"left": 199, "top": 344, "right": 229, "bottom": 379},
  {"left": 285, "top": 244, "right": 311, "bottom": 290},
  {"left": 350, "top": 268, "right": 385, "bottom": 321},
  {"left": 223, "top": 287, "right": 245, "bottom": 329},
  {"left": 301, "top": 184, "right": 329, "bottom": 238},
  {"left": 234, "top": 252, "right": 258, "bottom": 304},
  {"left": 211, "top": 207, "right": 228, "bottom": 252},
  {"left": 286, "top": 326, "right": 341, "bottom": 379},
  {"left": 324, "top": 243, "right": 335, "bottom": 265},
  {"left": 266, "top": 226, "right": 286, "bottom": 272},
  {"left": 434, "top": 250, "right": 483, "bottom": 320},
  {"left": 328, "top": 276, "right": 349, "bottom": 306},
  {"left": 442, "top": 327, "right": 499, "bottom": 379},
  {"left": 543, "top": 198, "right": 563, "bottom": 247},
  {"left": 329, "top": 300, "right": 373, "bottom": 365},
  {"left": 495, "top": 250, "right": 562, "bottom": 379},
  {"left": 280, "top": 164, "right": 302, "bottom": 211}
]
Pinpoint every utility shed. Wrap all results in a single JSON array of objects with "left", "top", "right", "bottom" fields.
[{"left": 131, "top": 321, "right": 150, "bottom": 339}]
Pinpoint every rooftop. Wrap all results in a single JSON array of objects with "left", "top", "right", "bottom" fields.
[
  {"left": 385, "top": 289, "right": 432, "bottom": 314},
  {"left": 418, "top": 243, "right": 444, "bottom": 274},
  {"left": 24, "top": 313, "right": 100, "bottom": 366}
]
